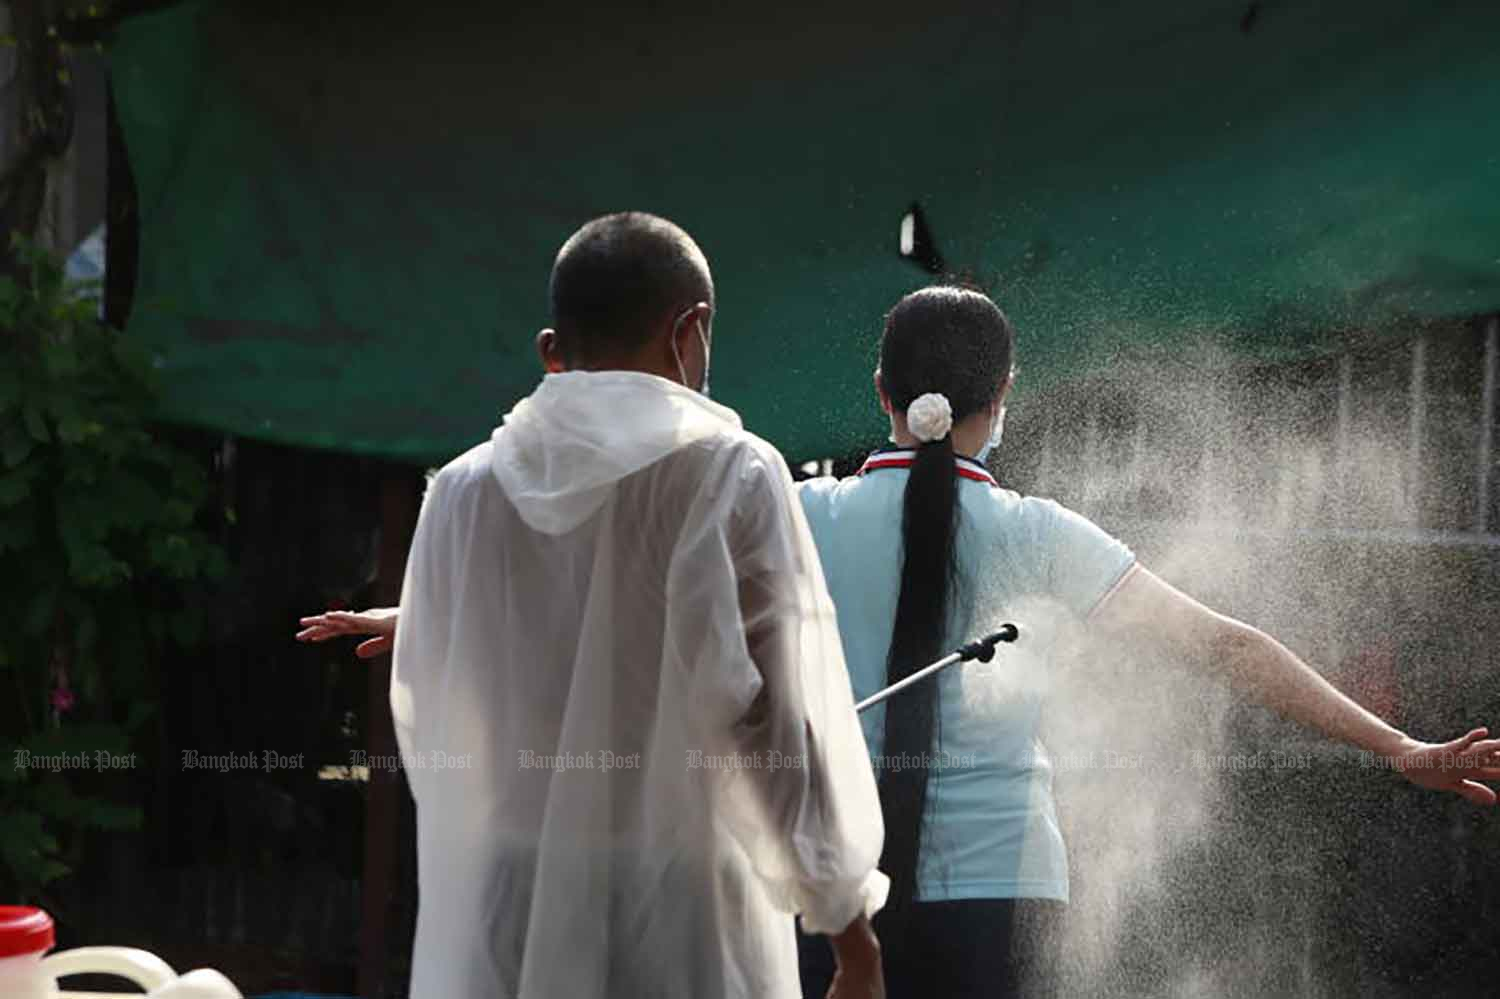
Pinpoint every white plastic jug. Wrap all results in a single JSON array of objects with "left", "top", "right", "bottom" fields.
[{"left": 0, "top": 907, "right": 242, "bottom": 999}]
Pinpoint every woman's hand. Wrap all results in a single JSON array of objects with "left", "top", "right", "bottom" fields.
[
  {"left": 296, "top": 607, "right": 400, "bottom": 659},
  {"left": 1094, "top": 569, "right": 1500, "bottom": 806},
  {"left": 1388, "top": 728, "right": 1500, "bottom": 807}
]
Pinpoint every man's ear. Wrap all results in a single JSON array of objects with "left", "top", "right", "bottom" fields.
[
  {"left": 536, "top": 329, "right": 566, "bottom": 373},
  {"left": 874, "top": 369, "right": 893, "bottom": 415},
  {"left": 665, "top": 301, "right": 713, "bottom": 377},
  {"left": 673, "top": 302, "right": 713, "bottom": 346}
]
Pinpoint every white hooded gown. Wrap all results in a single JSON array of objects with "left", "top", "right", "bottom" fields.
[{"left": 392, "top": 371, "right": 886, "bottom": 998}]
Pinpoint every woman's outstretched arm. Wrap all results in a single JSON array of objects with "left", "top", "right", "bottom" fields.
[{"left": 1091, "top": 565, "right": 1500, "bottom": 806}]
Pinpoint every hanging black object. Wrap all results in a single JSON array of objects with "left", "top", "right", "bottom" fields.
[{"left": 898, "top": 202, "right": 946, "bottom": 275}]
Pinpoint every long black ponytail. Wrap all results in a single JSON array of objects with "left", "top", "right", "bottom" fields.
[{"left": 876, "top": 286, "right": 1014, "bottom": 909}]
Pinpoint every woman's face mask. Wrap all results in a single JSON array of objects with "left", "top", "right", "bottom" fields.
[
  {"left": 671, "top": 307, "right": 712, "bottom": 398},
  {"left": 975, "top": 403, "right": 1006, "bottom": 463}
]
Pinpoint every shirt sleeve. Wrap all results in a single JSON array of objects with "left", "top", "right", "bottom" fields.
[
  {"left": 703, "top": 444, "right": 888, "bottom": 934},
  {"left": 390, "top": 468, "right": 453, "bottom": 769},
  {"left": 793, "top": 475, "right": 838, "bottom": 517},
  {"left": 1038, "top": 499, "right": 1137, "bottom": 619}
]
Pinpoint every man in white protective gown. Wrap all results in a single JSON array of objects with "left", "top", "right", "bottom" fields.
[{"left": 384, "top": 213, "right": 887, "bottom": 998}]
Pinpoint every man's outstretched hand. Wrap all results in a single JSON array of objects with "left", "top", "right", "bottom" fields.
[
  {"left": 296, "top": 608, "right": 399, "bottom": 659},
  {"left": 1389, "top": 727, "right": 1500, "bottom": 807}
]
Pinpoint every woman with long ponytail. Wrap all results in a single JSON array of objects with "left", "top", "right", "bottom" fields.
[
  {"left": 795, "top": 286, "right": 1041, "bottom": 996},
  {"left": 795, "top": 285, "right": 1498, "bottom": 997},
  {"left": 873, "top": 290, "right": 1010, "bottom": 912}
]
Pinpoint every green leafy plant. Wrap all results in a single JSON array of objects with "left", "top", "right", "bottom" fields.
[{"left": 0, "top": 235, "right": 225, "bottom": 901}]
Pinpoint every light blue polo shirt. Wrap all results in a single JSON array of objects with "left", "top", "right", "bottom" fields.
[{"left": 798, "top": 453, "right": 1135, "bottom": 902}]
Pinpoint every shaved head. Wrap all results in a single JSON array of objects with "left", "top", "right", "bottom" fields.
[{"left": 548, "top": 212, "right": 714, "bottom": 366}]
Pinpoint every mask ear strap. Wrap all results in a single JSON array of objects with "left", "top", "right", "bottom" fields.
[
  {"left": 696, "top": 315, "right": 712, "bottom": 398},
  {"left": 670, "top": 306, "right": 709, "bottom": 392},
  {"left": 669, "top": 309, "right": 692, "bottom": 388}
]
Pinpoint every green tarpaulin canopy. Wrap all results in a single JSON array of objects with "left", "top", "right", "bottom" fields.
[{"left": 111, "top": 0, "right": 1500, "bottom": 464}]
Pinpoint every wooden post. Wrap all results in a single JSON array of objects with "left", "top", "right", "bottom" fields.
[
  {"left": 104, "top": 82, "right": 140, "bottom": 330},
  {"left": 1334, "top": 352, "right": 1353, "bottom": 516},
  {"left": 359, "top": 470, "right": 422, "bottom": 999},
  {"left": 1402, "top": 336, "right": 1427, "bottom": 525},
  {"left": 1476, "top": 318, "right": 1498, "bottom": 535},
  {"left": 1080, "top": 399, "right": 1102, "bottom": 514}
]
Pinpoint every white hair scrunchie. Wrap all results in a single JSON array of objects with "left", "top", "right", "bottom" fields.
[{"left": 905, "top": 392, "right": 953, "bottom": 443}]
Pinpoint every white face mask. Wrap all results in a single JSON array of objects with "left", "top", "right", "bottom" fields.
[
  {"left": 671, "top": 309, "right": 712, "bottom": 398},
  {"left": 975, "top": 404, "right": 1006, "bottom": 464}
]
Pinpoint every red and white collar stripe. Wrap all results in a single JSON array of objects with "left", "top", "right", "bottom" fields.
[{"left": 857, "top": 449, "right": 998, "bottom": 486}]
